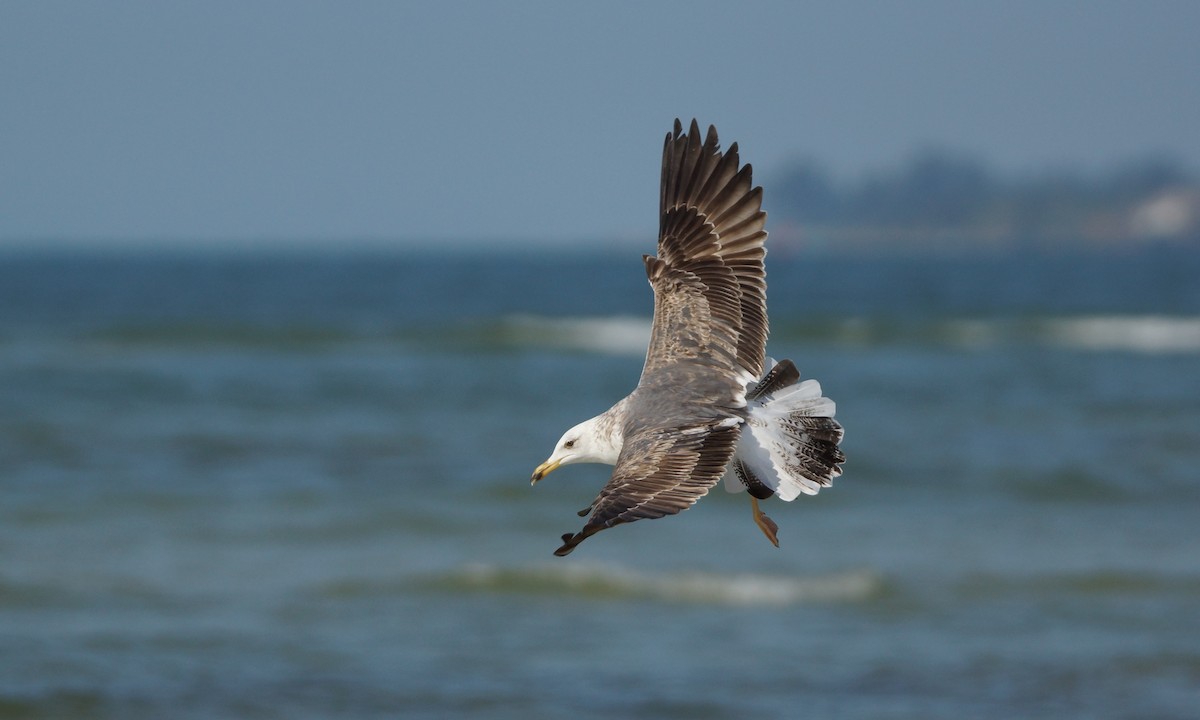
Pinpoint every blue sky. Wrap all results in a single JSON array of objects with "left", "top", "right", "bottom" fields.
[{"left": 3, "top": 1, "right": 1199, "bottom": 247}]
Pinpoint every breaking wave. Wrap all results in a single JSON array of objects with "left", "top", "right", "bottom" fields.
[
  {"left": 497, "top": 314, "right": 651, "bottom": 355},
  {"left": 1039, "top": 315, "right": 1200, "bottom": 353},
  {"left": 498, "top": 313, "right": 1200, "bottom": 355},
  {"left": 430, "top": 562, "right": 884, "bottom": 606},
  {"left": 15, "top": 313, "right": 1200, "bottom": 357}
]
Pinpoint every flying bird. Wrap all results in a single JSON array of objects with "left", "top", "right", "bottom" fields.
[{"left": 531, "top": 119, "right": 845, "bottom": 556}]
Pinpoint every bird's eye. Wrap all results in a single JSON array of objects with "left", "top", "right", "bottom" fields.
[{"left": 564, "top": 439, "right": 576, "bottom": 449}]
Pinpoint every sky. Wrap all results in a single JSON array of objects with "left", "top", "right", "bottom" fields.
[{"left": 3, "top": 0, "right": 1199, "bottom": 248}]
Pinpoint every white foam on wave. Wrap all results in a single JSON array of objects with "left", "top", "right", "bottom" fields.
[
  {"left": 450, "top": 562, "right": 883, "bottom": 607},
  {"left": 1040, "top": 315, "right": 1200, "bottom": 353},
  {"left": 934, "top": 315, "right": 1200, "bottom": 353},
  {"left": 502, "top": 315, "right": 651, "bottom": 355},
  {"left": 503, "top": 313, "right": 1200, "bottom": 355}
]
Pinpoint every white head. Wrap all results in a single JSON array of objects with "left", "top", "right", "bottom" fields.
[{"left": 530, "top": 415, "right": 621, "bottom": 484}]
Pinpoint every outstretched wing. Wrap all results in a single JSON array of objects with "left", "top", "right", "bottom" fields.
[
  {"left": 641, "top": 118, "right": 768, "bottom": 381},
  {"left": 554, "top": 120, "right": 769, "bottom": 555},
  {"left": 555, "top": 418, "right": 740, "bottom": 556}
]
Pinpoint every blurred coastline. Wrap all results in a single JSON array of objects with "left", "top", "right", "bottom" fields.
[{"left": 768, "top": 151, "right": 1200, "bottom": 254}]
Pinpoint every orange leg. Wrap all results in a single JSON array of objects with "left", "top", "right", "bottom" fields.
[{"left": 751, "top": 496, "right": 780, "bottom": 547}]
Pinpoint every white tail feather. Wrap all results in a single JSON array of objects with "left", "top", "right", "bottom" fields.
[
  {"left": 761, "top": 379, "right": 836, "bottom": 417},
  {"left": 723, "top": 360, "right": 845, "bottom": 502}
]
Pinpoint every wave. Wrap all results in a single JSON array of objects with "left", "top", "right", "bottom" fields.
[
  {"left": 10, "top": 313, "right": 1200, "bottom": 357},
  {"left": 497, "top": 313, "right": 1200, "bottom": 355},
  {"left": 427, "top": 562, "right": 884, "bottom": 606},
  {"left": 496, "top": 314, "right": 650, "bottom": 355},
  {"left": 1039, "top": 315, "right": 1200, "bottom": 353}
]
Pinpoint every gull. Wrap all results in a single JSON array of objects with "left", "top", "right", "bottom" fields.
[{"left": 531, "top": 119, "right": 845, "bottom": 556}]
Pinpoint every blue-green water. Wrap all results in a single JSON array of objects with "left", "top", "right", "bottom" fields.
[{"left": 1, "top": 246, "right": 1198, "bottom": 719}]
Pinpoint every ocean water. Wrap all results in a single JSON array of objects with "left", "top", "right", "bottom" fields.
[{"left": 1, "top": 245, "right": 1198, "bottom": 719}]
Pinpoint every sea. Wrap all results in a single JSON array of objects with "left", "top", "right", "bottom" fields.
[{"left": 1, "top": 243, "right": 1198, "bottom": 719}]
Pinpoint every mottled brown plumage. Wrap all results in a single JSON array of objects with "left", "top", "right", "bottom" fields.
[{"left": 554, "top": 120, "right": 769, "bottom": 556}]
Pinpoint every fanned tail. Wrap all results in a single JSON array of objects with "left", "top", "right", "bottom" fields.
[{"left": 725, "top": 359, "right": 845, "bottom": 502}]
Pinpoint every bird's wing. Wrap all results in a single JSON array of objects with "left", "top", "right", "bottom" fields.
[
  {"left": 554, "top": 416, "right": 740, "bottom": 556},
  {"left": 552, "top": 120, "right": 769, "bottom": 556},
  {"left": 640, "top": 118, "right": 768, "bottom": 382}
]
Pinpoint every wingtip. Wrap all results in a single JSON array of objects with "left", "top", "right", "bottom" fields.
[
  {"left": 554, "top": 532, "right": 580, "bottom": 557},
  {"left": 670, "top": 118, "right": 714, "bottom": 144},
  {"left": 705, "top": 123, "right": 720, "bottom": 151}
]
